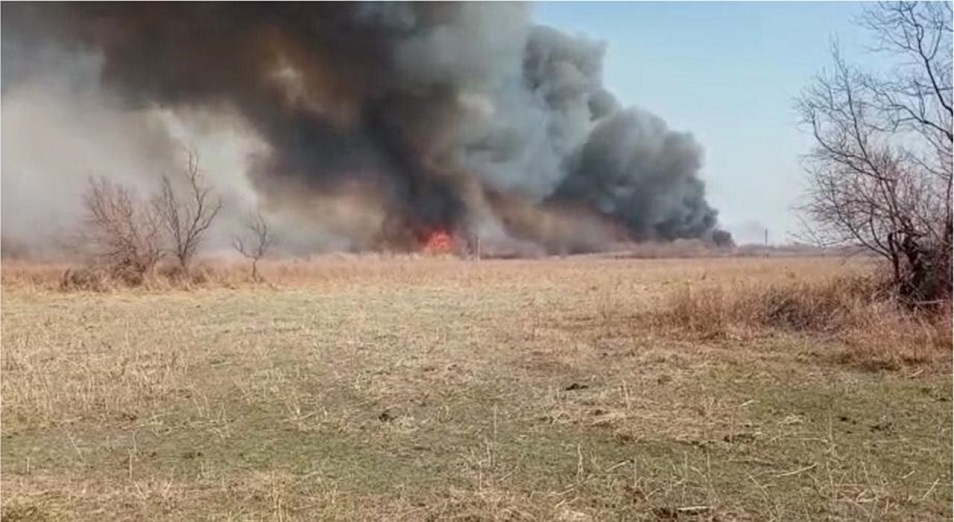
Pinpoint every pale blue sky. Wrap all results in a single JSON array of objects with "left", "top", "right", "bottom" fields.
[{"left": 534, "top": 2, "right": 876, "bottom": 244}]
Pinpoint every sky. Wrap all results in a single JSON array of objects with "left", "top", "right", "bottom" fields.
[{"left": 534, "top": 1, "right": 877, "bottom": 245}]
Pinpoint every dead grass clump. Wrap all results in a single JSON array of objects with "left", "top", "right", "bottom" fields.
[
  {"left": 739, "top": 275, "right": 879, "bottom": 331},
  {"left": 659, "top": 284, "right": 733, "bottom": 336},
  {"left": 12, "top": 257, "right": 316, "bottom": 293},
  {"left": 153, "top": 262, "right": 212, "bottom": 286},
  {"left": 836, "top": 299, "right": 952, "bottom": 367},
  {"left": 659, "top": 275, "right": 881, "bottom": 334},
  {"left": 654, "top": 274, "right": 951, "bottom": 365},
  {"left": 59, "top": 266, "right": 113, "bottom": 292},
  {"left": 52, "top": 261, "right": 251, "bottom": 292},
  {"left": 147, "top": 262, "right": 256, "bottom": 290}
]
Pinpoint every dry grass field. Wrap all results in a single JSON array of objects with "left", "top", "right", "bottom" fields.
[{"left": 1, "top": 256, "right": 951, "bottom": 521}]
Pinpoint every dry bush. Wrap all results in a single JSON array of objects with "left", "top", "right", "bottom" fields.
[
  {"left": 152, "top": 262, "right": 213, "bottom": 287},
  {"left": 653, "top": 273, "right": 951, "bottom": 366},
  {"left": 149, "top": 261, "right": 256, "bottom": 290},
  {"left": 67, "top": 152, "right": 222, "bottom": 289},
  {"left": 659, "top": 274, "right": 885, "bottom": 334},
  {"left": 59, "top": 266, "right": 113, "bottom": 292},
  {"left": 55, "top": 261, "right": 249, "bottom": 292},
  {"left": 835, "top": 299, "right": 952, "bottom": 368},
  {"left": 8, "top": 258, "right": 280, "bottom": 293},
  {"left": 78, "top": 177, "right": 163, "bottom": 285},
  {"left": 738, "top": 275, "right": 881, "bottom": 331}
]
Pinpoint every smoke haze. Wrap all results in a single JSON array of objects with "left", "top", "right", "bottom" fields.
[{"left": 2, "top": 3, "right": 729, "bottom": 255}]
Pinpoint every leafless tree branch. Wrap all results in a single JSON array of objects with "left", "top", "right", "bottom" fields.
[
  {"left": 796, "top": 2, "right": 952, "bottom": 306},
  {"left": 232, "top": 210, "right": 271, "bottom": 282},
  {"left": 79, "top": 176, "right": 164, "bottom": 284},
  {"left": 153, "top": 150, "right": 222, "bottom": 272}
]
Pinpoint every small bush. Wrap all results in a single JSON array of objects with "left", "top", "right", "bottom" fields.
[
  {"left": 660, "top": 275, "right": 887, "bottom": 334},
  {"left": 54, "top": 261, "right": 242, "bottom": 292},
  {"left": 740, "top": 275, "right": 880, "bottom": 331},
  {"left": 78, "top": 177, "right": 163, "bottom": 283},
  {"left": 661, "top": 285, "right": 731, "bottom": 337},
  {"left": 654, "top": 274, "right": 950, "bottom": 366},
  {"left": 60, "top": 267, "right": 112, "bottom": 292}
]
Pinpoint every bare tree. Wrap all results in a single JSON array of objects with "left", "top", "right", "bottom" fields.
[
  {"left": 796, "top": 1, "right": 952, "bottom": 306},
  {"left": 153, "top": 150, "right": 222, "bottom": 272},
  {"left": 80, "top": 176, "right": 163, "bottom": 283},
  {"left": 232, "top": 211, "right": 271, "bottom": 282}
]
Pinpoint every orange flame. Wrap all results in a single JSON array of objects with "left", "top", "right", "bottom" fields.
[{"left": 422, "top": 230, "right": 454, "bottom": 254}]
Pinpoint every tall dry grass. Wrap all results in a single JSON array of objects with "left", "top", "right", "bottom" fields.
[
  {"left": 1, "top": 254, "right": 470, "bottom": 292},
  {"left": 652, "top": 274, "right": 951, "bottom": 368},
  {"left": 4, "top": 254, "right": 949, "bottom": 371},
  {"left": 2, "top": 261, "right": 255, "bottom": 292}
]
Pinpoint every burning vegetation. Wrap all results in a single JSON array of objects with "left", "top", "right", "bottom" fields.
[
  {"left": 2, "top": 3, "right": 718, "bottom": 252},
  {"left": 2, "top": 3, "right": 730, "bottom": 255},
  {"left": 421, "top": 230, "right": 455, "bottom": 256}
]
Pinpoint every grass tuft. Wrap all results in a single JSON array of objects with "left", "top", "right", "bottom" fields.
[{"left": 653, "top": 274, "right": 951, "bottom": 366}]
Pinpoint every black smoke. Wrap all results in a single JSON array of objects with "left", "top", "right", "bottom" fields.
[
  {"left": 2, "top": 2, "right": 729, "bottom": 251},
  {"left": 557, "top": 109, "right": 717, "bottom": 241}
]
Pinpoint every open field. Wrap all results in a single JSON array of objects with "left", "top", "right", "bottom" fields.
[{"left": 2, "top": 256, "right": 951, "bottom": 521}]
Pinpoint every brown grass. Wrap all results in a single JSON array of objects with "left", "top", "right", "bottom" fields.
[
  {"left": 651, "top": 273, "right": 950, "bottom": 368},
  {"left": 2, "top": 254, "right": 481, "bottom": 292},
  {"left": 2, "top": 259, "right": 255, "bottom": 292},
  {"left": 2, "top": 256, "right": 951, "bottom": 520}
]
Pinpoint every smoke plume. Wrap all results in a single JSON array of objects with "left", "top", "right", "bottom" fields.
[{"left": 2, "top": 3, "right": 728, "bottom": 255}]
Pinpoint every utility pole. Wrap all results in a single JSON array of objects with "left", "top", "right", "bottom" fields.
[{"left": 764, "top": 228, "right": 769, "bottom": 246}]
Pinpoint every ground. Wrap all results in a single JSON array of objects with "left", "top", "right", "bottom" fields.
[{"left": 2, "top": 257, "right": 951, "bottom": 521}]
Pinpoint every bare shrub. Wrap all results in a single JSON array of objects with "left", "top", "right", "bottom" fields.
[
  {"left": 153, "top": 150, "right": 222, "bottom": 272},
  {"left": 796, "top": 2, "right": 952, "bottom": 308},
  {"left": 69, "top": 150, "right": 223, "bottom": 289},
  {"left": 79, "top": 176, "right": 163, "bottom": 285},
  {"left": 232, "top": 210, "right": 271, "bottom": 282}
]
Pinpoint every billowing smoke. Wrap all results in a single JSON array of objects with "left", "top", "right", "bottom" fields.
[{"left": 2, "top": 3, "right": 728, "bottom": 255}]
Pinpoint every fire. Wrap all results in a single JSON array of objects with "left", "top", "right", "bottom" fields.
[{"left": 422, "top": 229, "right": 454, "bottom": 254}]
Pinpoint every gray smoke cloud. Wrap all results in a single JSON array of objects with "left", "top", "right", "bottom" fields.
[
  {"left": 558, "top": 109, "right": 717, "bottom": 241},
  {"left": 2, "top": 2, "right": 728, "bottom": 254}
]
